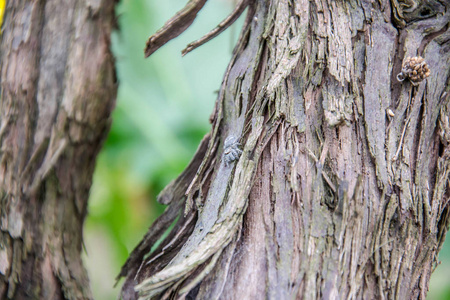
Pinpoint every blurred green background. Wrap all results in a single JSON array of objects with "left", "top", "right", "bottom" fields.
[{"left": 82, "top": 0, "right": 450, "bottom": 299}]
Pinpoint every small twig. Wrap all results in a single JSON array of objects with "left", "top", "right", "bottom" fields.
[
  {"left": 182, "top": 0, "right": 249, "bottom": 56},
  {"left": 145, "top": 0, "right": 208, "bottom": 57},
  {"left": 306, "top": 147, "right": 336, "bottom": 193},
  {"left": 319, "top": 140, "right": 329, "bottom": 166},
  {"left": 28, "top": 138, "right": 67, "bottom": 194},
  {"left": 392, "top": 114, "right": 411, "bottom": 161},
  {"left": 0, "top": 116, "right": 11, "bottom": 141},
  {"left": 20, "top": 137, "right": 50, "bottom": 179}
]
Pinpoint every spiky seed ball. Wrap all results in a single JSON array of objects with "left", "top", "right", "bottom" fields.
[{"left": 397, "top": 56, "right": 431, "bottom": 85}]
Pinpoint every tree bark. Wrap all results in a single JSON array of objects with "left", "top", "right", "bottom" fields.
[
  {"left": 0, "top": 0, "right": 116, "bottom": 299},
  {"left": 119, "top": 0, "right": 450, "bottom": 299}
]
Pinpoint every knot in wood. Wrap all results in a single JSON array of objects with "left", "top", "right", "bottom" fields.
[{"left": 391, "top": 0, "right": 445, "bottom": 27}]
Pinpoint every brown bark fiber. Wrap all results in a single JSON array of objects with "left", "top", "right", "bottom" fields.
[
  {"left": 0, "top": 0, "right": 117, "bottom": 299},
  {"left": 120, "top": 0, "right": 450, "bottom": 299}
]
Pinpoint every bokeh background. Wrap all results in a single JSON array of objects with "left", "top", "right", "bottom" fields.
[{"left": 82, "top": 0, "right": 450, "bottom": 299}]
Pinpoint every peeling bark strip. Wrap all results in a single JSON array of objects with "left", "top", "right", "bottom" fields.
[
  {"left": 144, "top": 0, "right": 208, "bottom": 57},
  {"left": 121, "top": 0, "right": 450, "bottom": 299},
  {"left": 0, "top": 0, "right": 117, "bottom": 299},
  {"left": 144, "top": 0, "right": 250, "bottom": 57}
]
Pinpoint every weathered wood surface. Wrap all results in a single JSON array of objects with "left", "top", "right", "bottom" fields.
[
  {"left": 121, "top": 0, "right": 450, "bottom": 299},
  {"left": 120, "top": 0, "right": 450, "bottom": 299},
  {"left": 0, "top": 0, "right": 116, "bottom": 298}
]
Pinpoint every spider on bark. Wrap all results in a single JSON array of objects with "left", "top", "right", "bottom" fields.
[{"left": 223, "top": 136, "right": 242, "bottom": 167}]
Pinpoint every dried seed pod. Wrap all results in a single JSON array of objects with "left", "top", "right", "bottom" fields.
[
  {"left": 386, "top": 108, "right": 395, "bottom": 117},
  {"left": 397, "top": 56, "right": 431, "bottom": 86}
]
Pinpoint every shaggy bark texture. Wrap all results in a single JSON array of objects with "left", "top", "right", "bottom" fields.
[
  {"left": 0, "top": 0, "right": 116, "bottom": 298},
  {"left": 119, "top": 0, "right": 450, "bottom": 299}
]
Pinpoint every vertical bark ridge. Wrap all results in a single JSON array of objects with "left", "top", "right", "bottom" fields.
[{"left": 0, "top": 0, "right": 117, "bottom": 298}]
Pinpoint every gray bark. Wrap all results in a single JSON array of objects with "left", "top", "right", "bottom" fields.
[
  {"left": 120, "top": 0, "right": 450, "bottom": 299},
  {"left": 0, "top": 0, "right": 116, "bottom": 299}
]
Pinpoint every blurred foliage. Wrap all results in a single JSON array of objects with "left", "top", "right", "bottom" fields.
[
  {"left": 83, "top": 0, "right": 450, "bottom": 299},
  {"left": 429, "top": 240, "right": 450, "bottom": 300}
]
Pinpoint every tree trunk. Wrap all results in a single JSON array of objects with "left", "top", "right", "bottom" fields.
[
  {"left": 119, "top": 0, "right": 450, "bottom": 299},
  {"left": 0, "top": 0, "right": 116, "bottom": 299}
]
